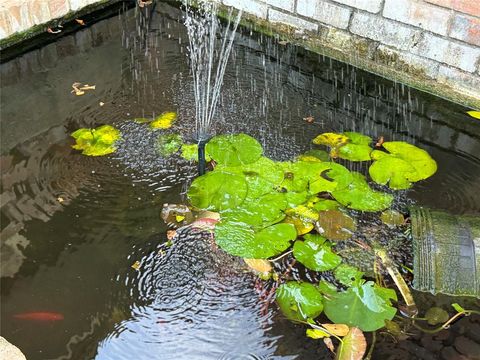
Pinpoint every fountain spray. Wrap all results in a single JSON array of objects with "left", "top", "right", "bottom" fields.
[{"left": 183, "top": 0, "right": 242, "bottom": 175}]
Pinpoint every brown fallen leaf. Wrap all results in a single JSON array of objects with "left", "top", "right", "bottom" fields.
[
  {"left": 131, "top": 261, "right": 141, "bottom": 271},
  {"left": 303, "top": 116, "right": 314, "bottom": 123},
  {"left": 74, "top": 90, "right": 85, "bottom": 96},
  {"left": 47, "top": 27, "right": 62, "bottom": 34},
  {"left": 75, "top": 19, "right": 86, "bottom": 26},
  {"left": 244, "top": 258, "right": 272, "bottom": 274},
  {"left": 323, "top": 337, "right": 335, "bottom": 353},
  {"left": 166, "top": 229, "right": 176, "bottom": 240},
  {"left": 335, "top": 327, "right": 366, "bottom": 360},
  {"left": 57, "top": 197, "right": 64, "bottom": 203},
  {"left": 323, "top": 323, "right": 350, "bottom": 337},
  {"left": 375, "top": 136, "right": 384, "bottom": 147},
  {"left": 80, "top": 85, "right": 96, "bottom": 91}
]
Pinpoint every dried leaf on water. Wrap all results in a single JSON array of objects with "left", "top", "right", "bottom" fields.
[
  {"left": 335, "top": 327, "right": 367, "bottom": 360},
  {"left": 303, "top": 116, "right": 314, "bottom": 123},
  {"left": 316, "top": 210, "right": 356, "bottom": 241},
  {"left": 323, "top": 323, "right": 350, "bottom": 337},
  {"left": 324, "top": 338, "right": 335, "bottom": 353},
  {"left": 131, "top": 261, "right": 141, "bottom": 271},
  {"left": 244, "top": 258, "right": 272, "bottom": 274},
  {"left": 166, "top": 230, "right": 176, "bottom": 240},
  {"left": 75, "top": 19, "right": 86, "bottom": 25}
]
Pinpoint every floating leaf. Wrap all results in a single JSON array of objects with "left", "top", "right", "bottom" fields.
[
  {"left": 380, "top": 210, "right": 405, "bottom": 227},
  {"left": 306, "top": 328, "right": 330, "bottom": 339},
  {"left": 313, "top": 132, "right": 372, "bottom": 161},
  {"left": 293, "top": 236, "right": 341, "bottom": 271},
  {"left": 312, "top": 199, "right": 340, "bottom": 211},
  {"left": 297, "top": 149, "right": 329, "bottom": 162},
  {"left": 335, "top": 327, "right": 367, "bottom": 360},
  {"left": 221, "top": 192, "right": 286, "bottom": 228},
  {"left": 332, "top": 172, "right": 393, "bottom": 212},
  {"left": 286, "top": 205, "right": 319, "bottom": 222},
  {"left": 156, "top": 134, "right": 183, "bottom": 156},
  {"left": 337, "top": 132, "right": 372, "bottom": 162},
  {"left": 276, "top": 281, "right": 324, "bottom": 321},
  {"left": 180, "top": 143, "right": 212, "bottom": 162},
  {"left": 323, "top": 323, "right": 350, "bottom": 337},
  {"left": 244, "top": 258, "right": 273, "bottom": 274},
  {"left": 334, "top": 264, "right": 364, "bottom": 287},
  {"left": 284, "top": 216, "right": 315, "bottom": 235},
  {"left": 467, "top": 111, "right": 480, "bottom": 120},
  {"left": 131, "top": 261, "right": 141, "bottom": 271},
  {"left": 150, "top": 112, "right": 177, "bottom": 129},
  {"left": 215, "top": 221, "right": 296, "bottom": 258},
  {"left": 207, "top": 133, "right": 263, "bottom": 166},
  {"left": 134, "top": 117, "right": 152, "bottom": 124},
  {"left": 425, "top": 307, "right": 449, "bottom": 325},
  {"left": 187, "top": 171, "right": 247, "bottom": 211},
  {"left": 71, "top": 125, "right": 121, "bottom": 156},
  {"left": 323, "top": 281, "right": 397, "bottom": 331},
  {"left": 369, "top": 142, "right": 437, "bottom": 189},
  {"left": 316, "top": 210, "right": 356, "bottom": 241}
]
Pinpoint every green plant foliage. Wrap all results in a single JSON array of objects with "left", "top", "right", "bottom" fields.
[
  {"left": 425, "top": 307, "right": 449, "bottom": 325},
  {"left": 221, "top": 192, "right": 287, "bottom": 228},
  {"left": 323, "top": 281, "right": 397, "bottom": 331},
  {"left": 180, "top": 143, "right": 212, "bottom": 162},
  {"left": 293, "top": 236, "right": 341, "bottom": 271},
  {"left": 206, "top": 133, "right": 263, "bottom": 166},
  {"left": 334, "top": 264, "right": 364, "bottom": 287},
  {"left": 332, "top": 172, "right": 393, "bottom": 212},
  {"left": 187, "top": 171, "right": 247, "bottom": 211},
  {"left": 215, "top": 221, "right": 296, "bottom": 258},
  {"left": 316, "top": 210, "right": 356, "bottom": 241},
  {"left": 297, "top": 149, "right": 329, "bottom": 162},
  {"left": 311, "top": 199, "right": 340, "bottom": 211},
  {"left": 369, "top": 142, "right": 437, "bottom": 189},
  {"left": 156, "top": 133, "right": 183, "bottom": 156},
  {"left": 276, "top": 281, "right": 324, "bottom": 321},
  {"left": 71, "top": 125, "right": 121, "bottom": 156},
  {"left": 313, "top": 132, "right": 372, "bottom": 161}
]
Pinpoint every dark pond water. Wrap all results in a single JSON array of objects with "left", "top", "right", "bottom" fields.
[{"left": 1, "top": 3, "right": 480, "bottom": 360}]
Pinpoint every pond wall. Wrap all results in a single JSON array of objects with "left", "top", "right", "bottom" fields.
[{"left": 0, "top": 0, "right": 479, "bottom": 108}]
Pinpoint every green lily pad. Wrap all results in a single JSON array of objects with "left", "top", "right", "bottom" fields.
[
  {"left": 180, "top": 143, "right": 212, "bottom": 162},
  {"left": 297, "top": 149, "right": 329, "bottom": 162},
  {"left": 187, "top": 171, "right": 247, "bottom": 211},
  {"left": 293, "top": 236, "right": 341, "bottom": 271},
  {"left": 276, "top": 281, "right": 324, "bottom": 321},
  {"left": 156, "top": 133, "right": 183, "bottom": 156},
  {"left": 313, "top": 132, "right": 372, "bottom": 161},
  {"left": 334, "top": 264, "right": 364, "bottom": 287},
  {"left": 316, "top": 210, "right": 356, "bottom": 241},
  {"left": 323, "top": 281, "right": 397, "bottom": 331},
  {"left": 425, "top": 307, "right": 449, "bottom": 326},
  {"left": 71, "top": 125, "right": 121, "bottom": 156},
  {"left": 311, "top": 199, "right": 340, "bottom": 211},
  {"left": 221, "top": 192, "right": 287, "bottom": 228},
  {"left": 215, "top": 221, "right": 296, "bottom": 258},
  {"left": 284, "top": 215, "right": 315, "bottom": 235},
  {"left": 332, "top": 172, "right": 393, "bottom": 212},
  {"left": 369, "top": 141, "right": 437, "bottom": 189},
  {"left": 206, "top": 133, "right": 263, "bottom": 166}
]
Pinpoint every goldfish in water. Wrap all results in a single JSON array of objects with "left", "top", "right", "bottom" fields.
[{"left": 13, "top": 312, "right": 64, "bottom": 321}]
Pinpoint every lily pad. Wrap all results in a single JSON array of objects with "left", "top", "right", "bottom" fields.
[
  {"left": 71, "top": 125, "right": 121, "bottom": 156},
  {"left": 156, "top": 133, "right": 183, "bottom": 156},
  {"left": 312, "top": 199, "right": 340, "bottom": 211},
  {"left": 293, "top": 236, "right": 341, "bottom": 271},
  {"left": 206, "top": 133, "right": 263, "bottom": 166},
  {"left": 334, "top": 264, "right": 364, "bottom": 287},
  {"left": 221, "top": 192, "right": 287, "bottom": 228},
  {"left": 180, "top": 143, "right": 212, "bottom": 162},
  {"left": 323, "top": 281, "right": 397, "bottom": 331},
  {"left": 335, "top": 327, "right": 367, "bottom": 360},
  {"left": 149, "top": 112, "right": 177, "bottom": 129},
  {"left": 316, "top": 210, "right": 356, "bottom": 241},
  {"left": 369, "top": 142, "right": 437, "bottom": 189},
  {"left": 313, "top": 132, "right": 372, "bottom": 161},
  {"left": 332, "top": 172, "right": 393, "bottom": 212},
  {"left": 380, "top": 210, "right": 405, "bottom": 227},
  {"left": 425, "top": 307, "right": 449, "bottom": 326},
  {"left": 187, "top": 171, "right": 247, "bottom": 211},
  {"left": 284, "top": 216, "right": 315, "bottom": 235},
  {"left": 215, "top": 221, "right": 296, "bottom": 258},
  {"left": 276, "top": 281, "right": 324, "bottom": 321},
  {"left": 297, "top": 149, "right": 329, "bottom": 162}
]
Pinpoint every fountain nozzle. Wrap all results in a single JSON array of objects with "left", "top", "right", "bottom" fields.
[{"left": 197, "top": 138, "right": 208, "bottom": 176}]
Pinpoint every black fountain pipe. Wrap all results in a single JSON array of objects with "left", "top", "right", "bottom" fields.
[{"left": 198, "top": 139, "right": 208, "bottom": 176}]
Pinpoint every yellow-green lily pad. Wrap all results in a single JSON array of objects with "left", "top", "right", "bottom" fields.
[
  {"left": 149, "top": 112, "right": 177, "bottom": 129},
  {"left": 369, "top": 141, "right": 437, "bottom": 189},
  {"left": 313, "top": 132, "right": 372, "bottom": 161},
  {"left": 71, "top": 125, "right": 121, "bottom": 156}
]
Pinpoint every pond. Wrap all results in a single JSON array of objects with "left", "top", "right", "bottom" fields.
[{"left": 1, "top": 3, "right": 479, "bottom": 360}]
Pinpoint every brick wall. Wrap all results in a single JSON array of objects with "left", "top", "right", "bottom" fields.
[{"left": 215, "top": 0, "right": 480, "bottom": 108}]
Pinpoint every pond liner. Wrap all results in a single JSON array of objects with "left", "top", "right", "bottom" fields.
[{"left": 410, "top": 207, "right": 480, "bottom": 298}]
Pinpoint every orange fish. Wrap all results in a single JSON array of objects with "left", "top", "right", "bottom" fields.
[{"left": 13, "top": 312, "right": 64, "bottom": 321}]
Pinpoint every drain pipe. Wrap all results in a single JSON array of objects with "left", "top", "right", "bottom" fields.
[{"left": 197, "top": 139, "right": 208, "bottom": 176}]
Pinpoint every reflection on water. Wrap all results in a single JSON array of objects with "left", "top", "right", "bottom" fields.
[{"left": 1, "top": 2, "right": 479, "bottom": 360}]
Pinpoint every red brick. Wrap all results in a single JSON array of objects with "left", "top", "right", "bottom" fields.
[
  {"left": 451, "top": 13, "right": 480, "bottom": 46},
  {"left": 425, "top": 0, "right": 480, "bottom": 17}
]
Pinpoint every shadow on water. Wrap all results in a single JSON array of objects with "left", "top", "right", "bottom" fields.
[{"left": 1, "top": 2, "right": 479, "bottom": 360}]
